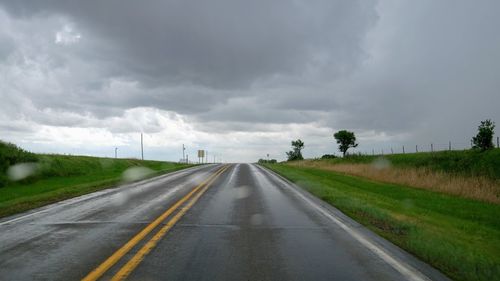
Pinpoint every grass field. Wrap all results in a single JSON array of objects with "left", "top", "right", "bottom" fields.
[
  {"left": 324, "top": 149, "right": 500, "bottom": 179},
  {"left": 0, "top": 153, "right": 193, "bottom": 218},
  {"left": 291, "top": 149, "right": 500, "bottom": 204},
  {"left": 264, "top": 163, "right": 500, "bottom": 281}
]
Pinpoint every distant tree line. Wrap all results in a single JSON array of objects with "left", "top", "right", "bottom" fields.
[
  {"left": 257, "top": 159, "right": 278, "bottom": 164},
  {"left": 320, "top": 154, "right": 337, "bottom": 159}
]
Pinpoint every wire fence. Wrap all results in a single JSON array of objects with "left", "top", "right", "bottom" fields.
[{"left": 350, "top": 136, "right": 500, "bottom": 156}]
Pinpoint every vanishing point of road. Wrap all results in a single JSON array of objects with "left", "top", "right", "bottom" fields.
[{"left": 0, "top": 164, "right": 450, "bottom": 281}]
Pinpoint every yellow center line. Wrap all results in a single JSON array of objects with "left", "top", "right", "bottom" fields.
[
  {"left": 110, "top": 165, "right": 230, "bottom": 281},
  {"left": 82, "top": 165, "right": 228, "bottom": 281}
]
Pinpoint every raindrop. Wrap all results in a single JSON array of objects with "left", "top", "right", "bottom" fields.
[
  {"left": 7, "top": 163, "right": 38, "bottom": 181},
  {"left": 122, "top": 166, "right": 153, "bottom": 182}
]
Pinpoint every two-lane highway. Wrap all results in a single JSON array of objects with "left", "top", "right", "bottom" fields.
[{"left": 0, "top": 164, "right": 450, "bottom": 281}]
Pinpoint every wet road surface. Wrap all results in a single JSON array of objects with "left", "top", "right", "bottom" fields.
[{"left": 0, "top": 164, "right": 450, "bottom": 281}]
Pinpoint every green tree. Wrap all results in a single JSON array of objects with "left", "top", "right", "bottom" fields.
[
  {"left": 286, "top": 139, "right": 304, "bottom": 161},
  {"left": 333, "top": 130, "right": 358, "bottom": 157},
  {"left": 472, "top": 119, "right": 495, "bottom": 150}
]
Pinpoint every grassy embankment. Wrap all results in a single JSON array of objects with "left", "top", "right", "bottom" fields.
[
  {"left": 0, "top": 141, "right": 193, "bottom": 218},
  {"left": 263, "top": 149, "right": 500, "bottom": 281},
  {"left": 293, "top": 149, "right": 500, "bottom": 203}
]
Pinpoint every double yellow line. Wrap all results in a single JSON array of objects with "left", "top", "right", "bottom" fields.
[{"left": 82, "top": 165, "right": 230, "bottom": 281}]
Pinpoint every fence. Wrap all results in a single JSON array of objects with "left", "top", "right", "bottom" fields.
[{"left": 352, "top": 136, "right": 500, "bottom": 156}]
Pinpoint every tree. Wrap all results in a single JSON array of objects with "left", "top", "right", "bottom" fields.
[
  {"left": 286, "top": 139, "right": 304, "bottom": 161},
  {"left": 333, "top": 130, "right": 358, "bottom": 157},
  {"left": 472, "top": 119, "right": 495, "bottom": 150}
]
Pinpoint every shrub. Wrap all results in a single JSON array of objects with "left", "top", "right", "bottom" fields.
[
  {"left": 258, "top": 159, "right": 278, "bottom": 164},
  {"left": 321, "top": 154, "right": 337, "bottom": 159}
]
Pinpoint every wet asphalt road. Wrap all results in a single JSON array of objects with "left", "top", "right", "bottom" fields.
[{"left": 0, "top": 163, "right": 450, "bottom": 281}]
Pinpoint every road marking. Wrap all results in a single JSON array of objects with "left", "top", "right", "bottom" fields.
[
  {"left": 256, "top": 165, "right": 432, "bottom": 281},
  {"left": 82, "top": 165, "right": 227, "bottom": 281},
  {"left": 0, "top": 166, "right": 206, "bottom": 226},
  {"left": 110, "top": 165, "right": 230, "bottom": 281}
]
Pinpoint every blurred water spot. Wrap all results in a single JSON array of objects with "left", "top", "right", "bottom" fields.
[
  {"left": 250, "top": 213, "right": 263, "bottom": 226},
  {"left": 372, "top": 157, "right": 392, "bottom": 170},
  {"left": 112, "top": 191, "right": 130, "bottom": 206},
  {"left": 7, "top": 163, "right": 38, "bottom": 181},
  {"left": 100, "top": 158, "right": 114, "bottom": 169},
  {"left": 235, "top": 185, "right": 250, "bottom": 199},
  {"left": 122, "top": 166, "right": 154, "bottom": 182}
]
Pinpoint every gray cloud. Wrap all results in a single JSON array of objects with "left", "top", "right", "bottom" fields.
[
  {"left": 0, "top": 0, "right": 499, "bottom": 161},
  {"left": 1, "top": 0, "right": 376, "bottom": 87},
  {"left": 0, "top": 0, "right": 377, "bottom": 128}
]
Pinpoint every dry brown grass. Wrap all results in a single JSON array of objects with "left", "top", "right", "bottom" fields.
[{"left": 287, "top": 160, "right": 500, "bottom": 204}]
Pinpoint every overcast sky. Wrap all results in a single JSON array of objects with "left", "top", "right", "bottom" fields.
[{"left": 0, "top": 0, "right": 499, "bottom": 162}]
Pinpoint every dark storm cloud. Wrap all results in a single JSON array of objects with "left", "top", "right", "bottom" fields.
[
  {"left": 0, "top": 0, "right": 376, "bottom": 135},
  {"left": 1, "top": 0, "right": 376, "bottom": 88},
  {"left": 0, "top": 0, "right": 379, "bottom": 135},
  {"left": 332, "top": 0, "right": 500, "bottom": 143}
]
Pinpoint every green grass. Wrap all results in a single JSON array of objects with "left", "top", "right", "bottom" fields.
[
  {"left": 0, "top": 154, "right": 193, "bottom": 218},
  {"left": 323, "top": 149, "right": 500, "bottom": 180},
  {"left": 0, "top": 140, "right": 37, "bottom": 187},
  {"left": 264, "top": 164, "right": 500, "bottom": 281}
]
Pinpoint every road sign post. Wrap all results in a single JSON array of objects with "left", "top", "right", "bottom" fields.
[{"left": 198, "top": 150, "right": 205, "bottom": 164}]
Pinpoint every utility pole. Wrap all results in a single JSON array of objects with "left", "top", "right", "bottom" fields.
[
  {"left": 186, "top": 154, "right": 189, "bottom": 164},
  {"left": 497, "top": 137, "right": 499, "bottom": 148},
  {"left": 182, "top": 144, "right": 186, "bottom": 163},
  {"left": 449, "top": 141, "right": 452, "bottom": 151},
  {"left": 403, "top": 145, "right": 405, "bottom": 154},
  {"left": 431, "top": 143, "right": 433, "bottom": 152},
  {"left": 115, "top": 147, "right": 118, "bottom": 159},
  {"left": 141, "top": 133, "right": 144, "bottom": 160}
]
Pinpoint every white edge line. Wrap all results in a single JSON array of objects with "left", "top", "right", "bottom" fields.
[{"left": 257, "top": 164, "right": 432, "bottom": 281}]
